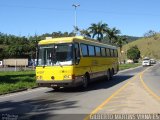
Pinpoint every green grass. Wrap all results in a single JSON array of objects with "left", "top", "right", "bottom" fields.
[
  {"left": 0, "top": 71, "right": 37, "bottom": 94},
  {"left": 119, "top": 63, "right": 141, "bottom": 71}
]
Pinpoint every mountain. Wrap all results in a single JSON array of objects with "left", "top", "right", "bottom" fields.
[
  {"left": 121, "top": 34, "right": 160, "bottom": 60},
  {"left": 122, "top": 35, "right": 142, "bottom": 43}
]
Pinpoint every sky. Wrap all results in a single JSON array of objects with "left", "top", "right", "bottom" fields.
[{"left": 0, "top": 0, "right": 160, "bottom": 37}]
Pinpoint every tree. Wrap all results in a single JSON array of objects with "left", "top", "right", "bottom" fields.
[
  {"left": 79, "top": 29, "right": 91, "bottom": 38},
  {"left": 144, "top": 30, "right": 157, "bottom": 38},
  {"left": 127, "top": 45, "right": 141, "bottom": 63},
  {"left": 106, "top": 27, "right": 121, "bottom": 43},
  {"left": 115, "top": 36, "right": 128, "bottom": 53},
  {"left": 6, "top": 36, "right": 30, "bottom": 58},
  {"left": 73, "top": 26, "right": 91, "bottom": 38},
  {"left": 0, "top": 31, "right": 77, "bottom": 59},
  {"left": 114, "top": 36, "right": 128, "bottom": 64},
  {"left": 88, "top": 22, "right": 108, "bottom": 42}
]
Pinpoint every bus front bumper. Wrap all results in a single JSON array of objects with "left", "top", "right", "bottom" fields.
[{"left": 37, "top": 78, "right": 83, "bottom": 88}]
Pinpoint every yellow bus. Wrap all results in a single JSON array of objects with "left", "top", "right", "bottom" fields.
[{"left": 36, "top": 36, "right": 119, "bottom": 90}]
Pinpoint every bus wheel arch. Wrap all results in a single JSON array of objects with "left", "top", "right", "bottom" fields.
[{"left": 85, "top": 72, "right": 90, "bottom": 81}]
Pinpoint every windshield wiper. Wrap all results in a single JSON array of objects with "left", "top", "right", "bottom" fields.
[{"left": 52, "top": 48, "right": 63, "bottom": 68}]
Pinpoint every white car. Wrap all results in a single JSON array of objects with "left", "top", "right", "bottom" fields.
[
  {"left": 142, "top": 58, "right": 151, "bottom": 66},
  {"left": 150, "top": 59, "right": 156, "bottom": 64}
]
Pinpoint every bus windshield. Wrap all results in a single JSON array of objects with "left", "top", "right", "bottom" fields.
[{"left": 38, "top": 43, "right": 73, "bottom": 66}]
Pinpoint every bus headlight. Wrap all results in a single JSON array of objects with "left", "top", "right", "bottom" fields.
[
  {"left": 64, "top": 74, "right": 75, "bottom": 80},
  {"left": 36, "top": 76, "right": 42, "bottom": 80},
  {"left": 64, "top": 75, "right": 71, "bottom": 79}
]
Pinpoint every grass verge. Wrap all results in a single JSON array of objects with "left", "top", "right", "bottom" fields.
[
  {"left": 0, "top": 71, "right": 37, "bottom": 95},
  {"left": 119, "top": 63, "right": 141, "bottom": 71}
]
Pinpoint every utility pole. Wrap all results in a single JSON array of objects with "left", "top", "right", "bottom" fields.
[{"left": 72, "top": 4, "right": 80, "bottom": 35}]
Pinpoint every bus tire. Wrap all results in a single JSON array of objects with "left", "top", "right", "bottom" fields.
[
  {"left": 110, "top": 70, "right": 113, "bottom": 80},
  {"left": 82, "top": 74, "right": 89, "bottom": 89},
  {"left": 107, "top": 70, "right": 112, "bottom": 80}
]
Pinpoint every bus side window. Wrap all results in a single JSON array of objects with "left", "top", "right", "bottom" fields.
[
  {"left": 74, "top": 43, "right": 80, "bottom": 64},
  {"left": 106, "top": 48, "right": 110, "bottom": 57},
  {"left": 111, "top": 49, "right": 114, "bottom": 57}
]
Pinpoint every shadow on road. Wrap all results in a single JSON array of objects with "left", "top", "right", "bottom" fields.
[
  {"left": 0, "top": 98, "right": 79, "bottom": 120},
  {"left": 0, "top": 75, "right": 133, "bottom": 120},
  {"left": 47, "top": 74, "right": 133, "bottom": 93}
]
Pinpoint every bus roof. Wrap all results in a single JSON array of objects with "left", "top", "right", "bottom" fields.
[{"left": 38, "top": 36, "right": 117, "bottom": 49}]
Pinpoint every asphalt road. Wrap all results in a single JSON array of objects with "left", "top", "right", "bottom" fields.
[
  {"left": 0, "top": 64, "right": 159, "bottom": 120},
  {"left": 142, "top": 63, "right": 160, "bottom": 96}
]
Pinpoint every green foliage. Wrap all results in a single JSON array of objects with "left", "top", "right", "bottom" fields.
[
  {"left": 119, "top": 63, "right": 141, "bottom": 70},
  {"left": 0, "top": 31, "right": 75, "bottom": 59},
  {"left": 79, "top": 29, "right": 91, "bottom": 38},
  {"left": 76, "top": 22, "right": 124, "bottom": 45},
  {"left": 114, "top": 36, "right": 128, "bottom": 51},
  {"left": 88, "top": 22, "right": 108, "bottom": 42},
  {"left": 0, "top": 71, "right": 36, "bottom": 94},
  {"left": 127, "top": 45, "right": 141, "bottom": 62},
  {"left": 0, "top": 22, "right": 132, "bottom": 59},
  {"left": 106, "top": 27, "right": 121, "bottom": 43},
  {"left": 144, "top": 30, "right": 157, "bottom": 38}
]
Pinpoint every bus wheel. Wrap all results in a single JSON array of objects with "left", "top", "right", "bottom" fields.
[
  {"left": 107, "top": 70, "right": 112, "bottom": 80},
  {"left": 82, "top": 75, "right": 89, "bottom": 89},
  {"left": 53, "top": 86, "right": 60, "bottom": 91}
]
